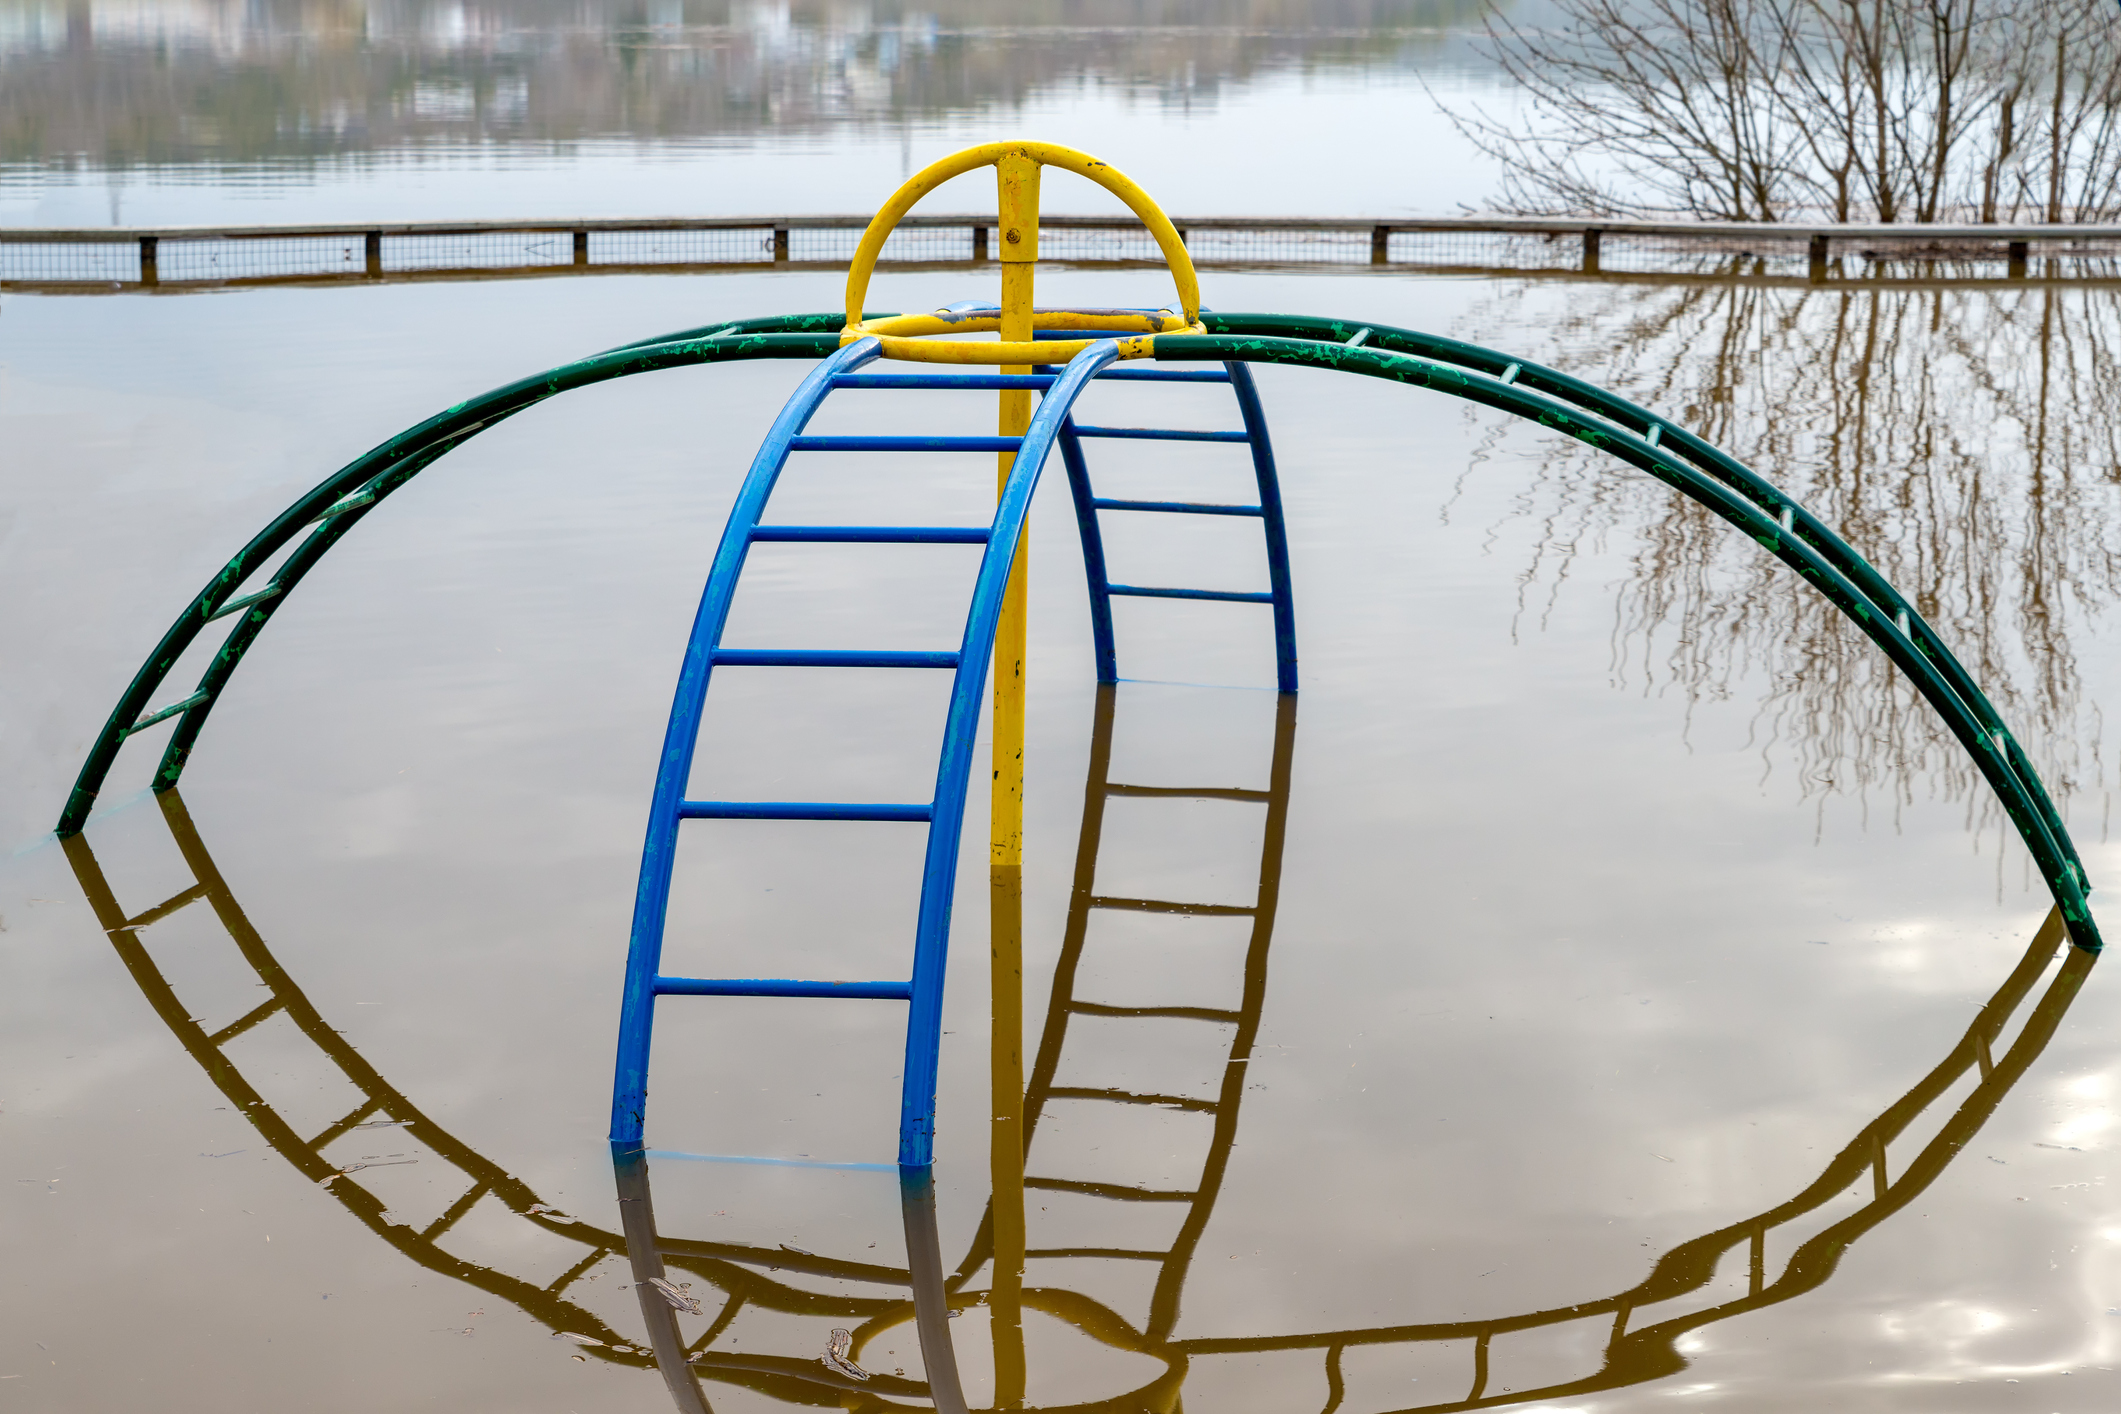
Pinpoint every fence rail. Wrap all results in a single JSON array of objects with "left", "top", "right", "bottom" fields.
[{"left": 7, "top": 214, "right": 2121, "bottom": 291}]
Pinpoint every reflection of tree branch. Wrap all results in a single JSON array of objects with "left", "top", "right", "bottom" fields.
[{"left": 1464, "top": 279, "right": 2121, "bottom": 838}]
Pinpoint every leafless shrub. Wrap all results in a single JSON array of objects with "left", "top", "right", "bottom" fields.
[{"left": 1451, "top": 0, "right": 2121, "bottom": 222}]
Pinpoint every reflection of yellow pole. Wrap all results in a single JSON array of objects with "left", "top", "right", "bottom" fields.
[
  {"left": 989, "top": 151, "right": 1037, "bottom": 1411},
  {"left": 989, "top": 866, "right": 1028, "bottom": 1409}
]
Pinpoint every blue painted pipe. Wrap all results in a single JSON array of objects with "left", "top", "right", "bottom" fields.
[
  {"left": 710, "top": 648, "right": 959, "bottom": 669},
  {"left": 678, "top": 800, "right": 932, "bottom": 821},
  {"left": 788, "top": 435, "right": 1023, "bottom": 453},
  {"left": 1092, "top": 497, "right": 1264, "bottom": 517},
  {"left": 653, "top": 977, "right": 913, "bottom": 999},
  {"left": 1228, "top": 360, "right": 1301, "bottom": 693},
  {"left": 1108, "top": 583, "right": 1277, "bottom": 604},
  {"left": 1054, "top": 359, "right": 1299, "bottom": 691},
  {"left": 1069, "top": 425, "right": 1250, "bottom": 443},
  {"left": 832, "top": 374, "right": 1057, "bottom": 390},
  {"left": 609, "top": 337, "right": 882, "bottom": 1148},
  {"left": 750, "top": 525, "right": 990, "bottom": 543},
  {"left": 1058, "top": 421, "right": 1120, "bottom": 685},
  {"left": 895, "top": 339, "right": 1124, "bottom": 1167},
  {"left": 1093, "top": 368, "right": 1233, "bottom": 383}
]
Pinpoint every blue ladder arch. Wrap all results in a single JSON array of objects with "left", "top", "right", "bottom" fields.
[{"left": 608, "top": 330, "right": 1302, "bottom": 1168}]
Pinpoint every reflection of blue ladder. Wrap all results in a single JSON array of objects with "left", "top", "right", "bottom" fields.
[
  {"left": 1056, "top": 361, "right": 1297, "bottom": 691},
  {"left": 610, "top": 333, "right": 1299, "bottom": 1170}
]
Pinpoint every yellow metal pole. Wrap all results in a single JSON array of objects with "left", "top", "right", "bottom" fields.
[
  {"left": 989, "top": 149, "right": 1038, "bottom": 1411},
  {"left": 992, "top": 152, "right": 1039, "bottom": 868}
]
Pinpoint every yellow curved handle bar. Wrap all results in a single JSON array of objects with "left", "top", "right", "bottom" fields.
[{"left": 841, "top": 141, "right": 1204, "bottom": 363}]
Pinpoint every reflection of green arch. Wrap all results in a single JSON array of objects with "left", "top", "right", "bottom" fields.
[
  {"left": 63, "top": 774, "right": 2094, "bottom": 1412},
  {"left": 54, "top": 312, "right": 2099, "bottom": 952}
]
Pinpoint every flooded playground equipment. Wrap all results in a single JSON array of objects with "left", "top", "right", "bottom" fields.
[
  {"left": 63, "top": 700, "right": 2093, "bottom": 1412},
  {"left": 57, "top": 140, "right": 2104, "bottom": 1188}
]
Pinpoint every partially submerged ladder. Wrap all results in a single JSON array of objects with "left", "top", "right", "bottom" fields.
[
  {"left": 609, "top": 338, "right": 1122, "bottom": 1169},
  {"left": 1056, "top": 361, "right": 1298, "bottom": 692},
  {"left": 607, "top": 342, "right": 1300, "bottom": 1170}
]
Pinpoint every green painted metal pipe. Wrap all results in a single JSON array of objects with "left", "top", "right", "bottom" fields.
[
  {"left": 1167, "top": 323, "right": 2098, "bottom": 953},
  {"left": 56, "top": 321, "right": 841, "bottom": 837},
  {"left": 57, "top": 307, "right": 2097, "bottom": 957}
]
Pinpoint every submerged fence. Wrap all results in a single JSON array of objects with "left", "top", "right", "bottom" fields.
[{"left": 6, "top": 214, "right": 2121, "bottom": 291}]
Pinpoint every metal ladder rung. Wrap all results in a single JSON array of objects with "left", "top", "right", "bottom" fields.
[
  {"left": 1090, "top": 895, "right": 1257, "bottom": 917},
  {"left": 710, "top": 648, "right": 960, "bottom": 669},
  {"left": 124, "top": 691, "right": 210, "bottom": 737},
  {"left": 1106, "top": 583, "right": 1275, "bottom": 605},
  {"left": 1026, "top": 1246, "right": 1171, "bottom": 1261},
  {"left": 786, "top": 434, "right": 1022, "bottom": 453},
  {"left": 1090, "top": 497, "right": 1263, "bottom": 518},
  {"left": 1093, "top": 368, "right": 1233, "bottom": 383},
  {"left": 751, "top": 525, "right": 990, "bottom": 544},
  {"left": 206, "top": 584, "right": 282, "bottom": 622},
  {"left": 831, "top": 374, "right": 1056, "bottom": 390},
  {"left": 306, "top": 1099, "right": 385, "bottom": 1151},
  {"left": 1026, "top": 1176, "right": 1199, "bottom": 1202},
  {"left": 679, "top": 800, "right": 931, "bottom": 822},
  {"left": 1046, "top": 1085, "right": 1220, "bottom": 1113},
  {"left": 310, "top": 491, "right": 377, "bottom": 523},
  {"left": 205, "top": 996, "right": 286, "bottom": 1049},
  {"left": 1067, "top": 1001, "right": 1243, "bottom": 1022},
  {"left": 1071, "top": 425, "right": 1249, "bottom": 443},
  {"left": 653, "top": 976, "right": 913, "bottom": 1000},
  {"left": 1106, "top": 783, "right": 1270, "bottom": 802},
  {"left": 122, "top": 881, "right": 209, "bottom": 928}
]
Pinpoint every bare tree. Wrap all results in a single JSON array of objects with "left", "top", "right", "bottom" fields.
[{"left": 1455, "top": 0, "right": 2121, "bottom": 222}]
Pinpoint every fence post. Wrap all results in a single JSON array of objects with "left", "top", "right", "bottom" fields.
[
  {"left": 772, "top": 226, "right": 790, "bottom": 263},
  {"left": 2007, "top": 240, "right": 2028, "bottom": 279},
  {"left": 1581, "top": 227, "right": 1601, "bottom": 274},
  {"left": 573, "top": 230, "right": 589, "bottom": 267},
  {"left": 972, "top": 224, "right": 988, "bottom": 262},
  {"left": 1371, "top": 224, "right": 1389, "bottom": 265},
  {"left": 364, "top": 230, "right": 382, "bottom": 278},
  {"left": 138, "top": 235, "right": 158, "bottom": 286},
  {"left": 1807, "top": 233, "right": 1829, "bottom": 282}
]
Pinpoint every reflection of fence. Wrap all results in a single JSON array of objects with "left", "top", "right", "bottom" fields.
[
  {"left": 10, "top": 215, "right": 2121, "bottom": 291},
  {"left": 64, "top": 771, "right": 2094, "bottom": 1412}
]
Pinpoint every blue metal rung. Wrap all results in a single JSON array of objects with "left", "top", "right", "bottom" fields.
[
  {"left": 751, "top": 525, "right": 990, "bottom": 544},
  {"left": 1092, "top": 498, "right": 1263, "bottom": 517},
  {"left": 1094, "top": 368, "right": 1233, "bottom": 383},
  {"left": 832, "top": 374, "right": 1056, "bottom": 390},
  {"left": 1070, "top": 425, "right": 1249, "bottom": 443},
  {"left": 1106, "top": 583, "right": 1276, "bottom": 604},
  {"left": 653, "top": 977, "right": 913, "bottom": 1000},
  {"left": 710, "top": 648, "right": 960, "bottom": 668},
  {"left": 678, "top": 800, "right": 932, "bottom": 822},
  {"left": 788, "top": 435, "right": 1022, "bottom": 452}
]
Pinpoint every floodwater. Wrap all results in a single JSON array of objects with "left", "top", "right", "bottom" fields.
[{"left": 7, "top": 6, "right": 2121, "bottom": 1414}]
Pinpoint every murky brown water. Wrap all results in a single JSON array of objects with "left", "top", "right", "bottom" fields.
[{"left": 5, "top": 264, "right": 2121, "bottom": 1412}]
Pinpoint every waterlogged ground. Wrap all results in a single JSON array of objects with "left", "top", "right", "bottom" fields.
[{"left": 5, "top": 265, "right": 2121, "bottom": 1412}]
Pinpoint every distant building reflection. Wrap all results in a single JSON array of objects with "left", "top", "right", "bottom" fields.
[
  {"left": 1467, "top": 275, "right": 2121, "bottom": 834},
  {"left": 0, "top": 0, "right": 1487, "bottom": 172}
]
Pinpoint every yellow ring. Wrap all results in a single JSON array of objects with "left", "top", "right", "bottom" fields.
[{"left": 841, "top": 141, "right": 1204, "bottom": 363}]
